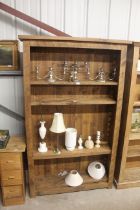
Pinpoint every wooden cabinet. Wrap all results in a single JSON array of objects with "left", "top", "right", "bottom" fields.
[
  {"left": 19, "top": 35, "right": 129, "bottom": 197},
  {"left": 0, "top": 136, "right": 26, "bottom": 206},
  {"left": 115, "top": 43, "right": 140, "bottom": 188}
]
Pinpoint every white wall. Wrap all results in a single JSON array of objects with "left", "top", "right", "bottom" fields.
[{"left": 0, "top": 0, "right": 140, "bottom": 135}]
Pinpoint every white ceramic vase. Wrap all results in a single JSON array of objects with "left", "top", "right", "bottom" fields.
[
  {"left": 88, "top": 161, "right": 105, "bottom": 180},
  {"left": 65, "top": 170, "right": 83, "bottom": 187},
  {"left": 65, "top": 128, "right": 77, "bottom": 151},
  {"left": 39, "top": 121, "right": 47, "bottom": 140}
]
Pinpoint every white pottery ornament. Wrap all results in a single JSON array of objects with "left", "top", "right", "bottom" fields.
[
  {"left": 88, "top": 161, "right": 105, "bottom": 180},
  {"left": 85, "top": 136, "right": 94, "bottom": 149},
  {"left": 38, "top": 142, "right": 48, "bottom": 153},
  {"left": 78, "top": 137, "right": 83, "bottom": 149},
  {"left": 39, "top": 121, "right": 47, "bottom": 140},
  {"left": 65, "top": 170, "right": 83, "bottom": 187}
]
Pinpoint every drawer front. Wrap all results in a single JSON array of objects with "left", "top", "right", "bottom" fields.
[
  {"left": 2, "top": 185, "right": 23, "bottom": 199},
  {"left": 2, "top": 185, "right": 24, "bottom": 206},
  {"left": 1, "top": 170, "right": 22, "bottom": 186},
  {"left": 0, "top": 153, "right": 21, "bottom": 170}
]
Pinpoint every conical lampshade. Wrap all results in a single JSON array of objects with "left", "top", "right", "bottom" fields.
[{"left": 50, "top": 113, "right": 66, "bottom": 133}]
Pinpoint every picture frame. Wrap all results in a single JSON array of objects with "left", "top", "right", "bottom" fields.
[
  {"left": 0, "top": 40, "right": 19, "bottom": 71},
  {"left": 131, "top": 108, "right": 140, "bottom": 133}
]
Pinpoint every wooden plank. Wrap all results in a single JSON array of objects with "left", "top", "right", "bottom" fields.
[
  {"left": 0, "top": 136, "right": 26, "bottom": 153},
  {"left": 33, "top": 145, "right": 111, "bottom": 160},
  {"left": 129, "top": 132, "right": 140, "bottom": 140},
  {"left": 127, "top": 145, "right": 140, "bottom": 158},
  {"left": 31, "top": 81, "right": 118, "bottom": 86},
  {"left": 31, "top": 97, "right": 116, "bottom": 106},
  {"left": 108, "top": 46, "right": 127, "bottom": 186},
  {"left": 35, "top": 173, "right": 108, "bottom": 195},
  {"left": 18, "top": 35, "right": 132, "bottom": 44}
]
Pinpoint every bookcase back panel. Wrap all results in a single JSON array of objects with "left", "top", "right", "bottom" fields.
[
  {"left": 34, "top": 155, "right": 108, "bottom": 177},
  {"left": 30, "top": 47, "right": 120, "bottom": 82},
  {"left": 31, "top": 105, "right": 115, "bottom": 149},
  {"left": 31, "top": 85, "right": 117, "bottom": 103}
]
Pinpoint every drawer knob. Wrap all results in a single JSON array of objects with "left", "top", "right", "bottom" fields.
[
  {"left": 8, "top": 176, "right": 15, "bottom": 179},
  {"left": 6, "top": 160, "right": 14, "bottom": 163}
]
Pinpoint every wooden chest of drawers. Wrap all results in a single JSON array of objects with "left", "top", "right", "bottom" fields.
[{"left": 0, "top": 136, "right": 26, "bottom": 206}]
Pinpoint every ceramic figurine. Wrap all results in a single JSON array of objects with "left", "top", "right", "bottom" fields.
[
  {"left": 78, "top": 136, "right": 83, "bottom": 149},
  {"left": 39, "top": 121, "right": 47, "bottom": 140},
  {"left": 85, "top": 136, "right": 94, "bottom": 149},
  {"left": 95, "top": 131, "right": 101, "bottom": 148}
]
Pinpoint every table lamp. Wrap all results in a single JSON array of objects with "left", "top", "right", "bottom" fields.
[{"left": 50, "top": 113, "right": 66, "bottom": 154}]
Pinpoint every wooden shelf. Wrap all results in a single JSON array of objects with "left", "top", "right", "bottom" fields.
[
  {"left": 33, "top": 145, "right": 111, "bottom": 160},
  {"left": 129, "top": 132, "right": 140, "bottom": 140},
  {"left": 35, "top": 173, "right": 108, "bottom": 195},
  {"left": 31, "top": 97, "right": 116, "bottom": 106},
  {"left": 133, "top": 101, "right": 140, "bottom": 106},
  {"left": 123, "top": 167, "right": 140, "bottom": 183},
  {"left": 127, "top": 145, "right": 140, "bottom": 158},
  {"left": 116, "top": 168, "right": 140, "bottom": 189},
  {"left": 31, "top": 80, "right": 118, "bottom": 86},
  {"left": 126, "top": 161, "right": 140, "bottom": 168}
]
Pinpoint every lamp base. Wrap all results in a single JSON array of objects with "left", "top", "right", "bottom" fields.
[{"left": 53, "top": 147, "right": 61, "bottom": 155}]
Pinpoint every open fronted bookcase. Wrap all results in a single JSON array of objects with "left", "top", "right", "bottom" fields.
[
  {"left": 19, "top": 35, "right": 128, "bottom": 197},
  {"left": 115, "top": 43, "right": 140, "bottom": 188}
]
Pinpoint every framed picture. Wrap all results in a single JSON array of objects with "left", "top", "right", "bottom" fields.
[
  {"left": 0, "top": 40, "right": 18, "bottom": 71},
  {"left": 131, "top": 108, "right": 140, "bottom": 132}
]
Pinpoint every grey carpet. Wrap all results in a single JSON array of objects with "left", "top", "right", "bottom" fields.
[{"left": 1, "top": 186, "right": 140, "bottom": 210}]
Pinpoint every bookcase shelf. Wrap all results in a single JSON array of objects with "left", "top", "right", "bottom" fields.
[
  {"left": 33, "top": 145, "right": 111, "bottom": 160},
  {"left": 19, "top": 35, "right": 127, "bottom": 197}
]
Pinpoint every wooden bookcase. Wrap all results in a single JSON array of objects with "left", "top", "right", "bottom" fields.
[
  {"left": 19, "top": 35, "right": 128, "bottom": 197},
  {"left": 115, "top": 43, "right": 140, "bottom": 188}
]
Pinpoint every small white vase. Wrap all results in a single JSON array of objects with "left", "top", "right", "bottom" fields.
[
  {"left": 65, "top": 170, "right": 83, "bottom": 187},
  {"left": 39, "top": 121, "right": 47, "bottom": 140},
  {"left": 88, "top": 161, "right": 105, "bottom": 180}
]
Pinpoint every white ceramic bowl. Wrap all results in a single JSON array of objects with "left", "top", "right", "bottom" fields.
[
  {"left": 88, "top": 161, "right": 105, "bottom": 180},
  {"left": 65, "top": 170, "right": 83, "bottom": 187}
]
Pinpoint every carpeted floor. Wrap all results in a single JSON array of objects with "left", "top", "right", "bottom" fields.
[{"left": 1, "top": 186, "right": 140, "bottom": 210}]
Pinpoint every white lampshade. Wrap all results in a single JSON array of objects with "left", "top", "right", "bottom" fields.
[{"left": 50, "top": 113, "right": 66, "bottom": 133}]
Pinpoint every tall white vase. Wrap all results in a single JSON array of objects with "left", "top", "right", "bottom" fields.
[
  {"left": 39, "top": 121, "right": 47, "bottom": 140},
  {"left": 65, "top": 128, "right": 77, "bottom": 151}
]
